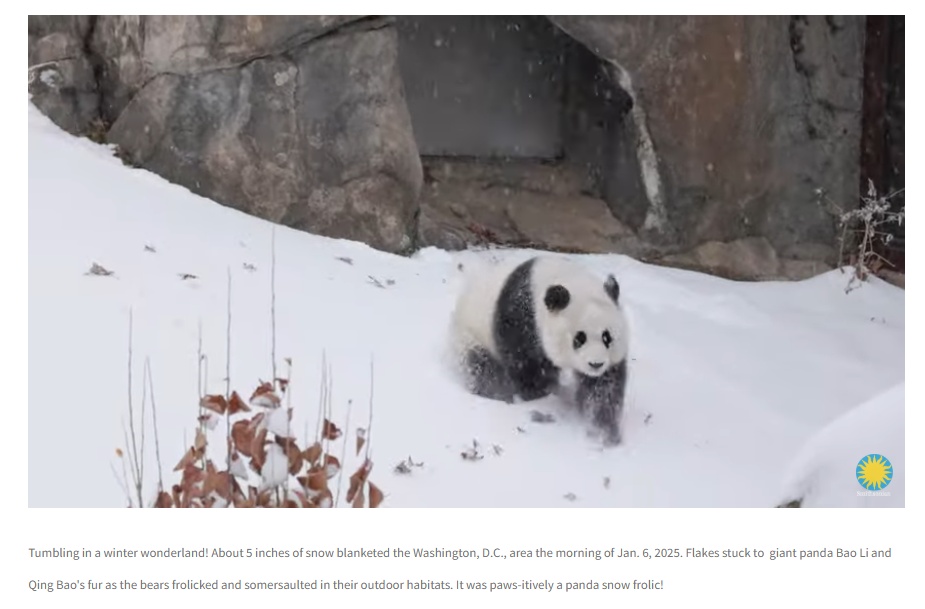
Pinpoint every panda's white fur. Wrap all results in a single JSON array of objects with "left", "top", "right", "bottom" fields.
[{"left": 449, "top": 254, "right": 630, "bottom": 444}]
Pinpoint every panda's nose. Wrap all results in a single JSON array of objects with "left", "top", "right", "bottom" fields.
[{"left": 589, "top": 362, "right": 604, "bottom": 370}]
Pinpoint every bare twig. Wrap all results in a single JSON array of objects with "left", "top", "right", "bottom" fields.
[
  {"left": 365, "top": 356, "right": 374, "bottom": 462},
  {"left": 225, "top": 267, "right": 233, "bottom": 480},
  {"left": 146, "top": 358, "right": 165, "bottom": 493},
  {"left": 197, "top": 320, "right": 203, "bottom": 400},
  {"left": 125, "top": 309, "right": 144, "bottom": 508},
  {"left": 225, "top": 268, "right": 232, "bottom": 398},
  {"left": 139, "top": 354, "right": 147, "bottom": 502},
  {"left": 111, "top": 459, "right": 132, "bottom": 508},
  {"left": 196, "top": 320, "right": 206, "bottom": 471},
  {"left": 122, "top": 422, "right": 138, "bottom": 507},
  {"left": 335, "top": 398, "right": 353, "bottom": 508},
  {"left": 271, "top": 227, "right": 277, "bottom": 383},
  {"left": 822, "top": 180, "right": 904, "bottom": 292},
  {"left": 315, "top": 351, "right": 327, "bottom": 442}
]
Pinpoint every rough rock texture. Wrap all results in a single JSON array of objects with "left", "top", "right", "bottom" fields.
[
  {"left": 89, "top": 16, "right": 361, "bottom": 124},
  {"left": 28, "top": 15, "right": 867, "bottom": 278},
  {"left": 28, "top": 16, "right": 100, "bottom": 135},
  {"left": 548, "top": 15, "right": 865, "bottom": 264},
  {"left": 31, "top": 15, "right": 423, "bottom": 254},
  {"left": 417, "top": 159, "right": 641, "bottom": 255}
]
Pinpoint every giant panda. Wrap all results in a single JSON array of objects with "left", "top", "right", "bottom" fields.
[{"left": 449, "top": 255, "right": 630, "bottom": 445}]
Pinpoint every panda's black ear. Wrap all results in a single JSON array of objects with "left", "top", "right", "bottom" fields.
[
  {"left": 544, "top": 285, "right": 570, "bottom": 312},
  {"left": 604, "top": 274, "right": 620, "bottom": 304}
]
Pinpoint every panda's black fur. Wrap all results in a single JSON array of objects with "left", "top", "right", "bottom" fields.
[{"left": 450, "top": 256, "right": 629, "bottom": 445}]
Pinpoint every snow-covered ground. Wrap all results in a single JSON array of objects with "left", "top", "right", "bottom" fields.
[
  {"left": 28, "top": 101, "right": 905, "bottom": 508},
  {"left": 777, "top": 382, "right": 904, "bottom": 508}
]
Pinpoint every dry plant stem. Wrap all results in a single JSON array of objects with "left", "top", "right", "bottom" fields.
[
  {"left": 271, "top": 227, "right": 277, "bottom": 383},
  {"left": 125, "top": 308, "right": 144, "bottom": 508},
  {"left": 122, "top": 423, "right": 137, "bottom": 507},
  {"left": 366, "top": 356, "right": 374, "bottom": 463},
  {"left": 335, "top": 398, "right": 353, "bottom": 507},
  {"left": 197, "top": 320, "right": 207, "bottom": 472},
  {"left": 325, "top": 366, "right": 334, "bottom": 459},
  {"left": 225, "top": 268, "right": 233, "bottom": 485},
  {"left": 315, "top": 351, "right": 327, "bottom": 442},
  {"left": 146, "top": 358, "right": 165, "bottom": 493},
  {"left": 111, "top": 461, "right": 131, "bottom": 507},
  {"left": 285, "top": 359, "right": 293, "bottom": 497},
  {"left": 140, "top": 356, "right": 148, "bottom": 501}
]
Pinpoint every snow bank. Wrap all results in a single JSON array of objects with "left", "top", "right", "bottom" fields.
[{"left": 778, "top": 383, "right": 904, "bottom": 507}]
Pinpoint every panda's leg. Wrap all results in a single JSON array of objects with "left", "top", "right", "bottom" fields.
[
  {"left": 507, "top": 359, "right": 560, "bottom": 402},
  {"left": 464, "top": 347, "right": 516, "bottom": 403},
  {"left": 575, "top": 360, "right": 628, "bottom": 445}
]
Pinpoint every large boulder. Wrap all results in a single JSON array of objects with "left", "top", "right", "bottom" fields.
[
  {"left": 31, "top": 16, "right": 423, "bottom": 254},
  {"left": 548, "top": 15, "right": 865, "bottom": 264}
]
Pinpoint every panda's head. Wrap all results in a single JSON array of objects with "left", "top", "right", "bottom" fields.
[{"left": 541, "top": 274, "right": 628, "bottom": 378}]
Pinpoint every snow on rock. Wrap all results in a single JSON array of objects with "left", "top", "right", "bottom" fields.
[{"left": 777, "top": 383, "right": 904, "bottom": 508}]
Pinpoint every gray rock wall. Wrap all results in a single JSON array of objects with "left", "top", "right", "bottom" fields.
[
  {"left": 28, "top": 15, "right": 869, "bottom": 278},
  {"left": 549, "top": 15, "right": 865, "bottom": 267}
]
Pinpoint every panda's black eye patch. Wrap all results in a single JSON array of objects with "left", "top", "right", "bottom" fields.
[
  {"left": 573, "top": 331, "right": 587, "bottom": 350},
  {"left": 602, "top": 331, "right": 613, "bottom": 348}
]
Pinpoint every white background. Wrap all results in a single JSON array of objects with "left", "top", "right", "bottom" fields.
[{"left": 9, "top": 2, "right": 918, "bottom": 607}]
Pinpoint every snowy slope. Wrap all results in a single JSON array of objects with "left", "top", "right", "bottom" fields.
[
  {"left": 28, "top": 101, "right": 905, "bottom": 508},
  {"left": 777, "top": 382, "right": 904, "bottom": 508}
]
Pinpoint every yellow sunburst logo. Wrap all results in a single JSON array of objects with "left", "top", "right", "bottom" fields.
[{"left": 856, "top": 454, "right": 893, "bottom": 490}]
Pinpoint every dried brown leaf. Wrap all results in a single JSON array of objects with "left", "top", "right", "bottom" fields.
[
  {"left": 115, "top": 448, "right": 123, "bottom": 458},
  {"left": 304, "top": 466, "right": 329, "bottom": 492},
  {"left": 173, "top": 446, "right": 203, "bottom": 472},
  {"left": 231, "top": 419, "right": 256, "bottom": 457},
  {"left": 180, "top": 462, "right": 205, "bottom": 489},
  {"left": 303, "top": 441, "right": 323, "bottom": 466},
  {"left": 355, "top": 427, "right": 367, "bottom": 456},
  {"left": 346, "top": 459, "right": 372, "bottom": 503},
  {"left": 285, "top": 440, "right": 303, "bottom": 476},
  {"left": 250, "top": 429, "right": 268, "bottom": 473},
  {"left": 228, "top": 390, "right": 251, "bottom": 414},
  {"left": 250, "top": 382, "right": 281, "bottom": 409},
  {"left": 368, "top": 482, "right": 384, "bottom": 508},
  {"left": 200, "top": 394, "right": 228, "bottom": 415},
  {"left": 154, "top": 491, "right": 173, "bottom": 508},
  {"left": 322, "top": 418, "right": 342, "bottom": 441},
  {"left": 203, "top": 470, "right": 232, "bottom": 500}
]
